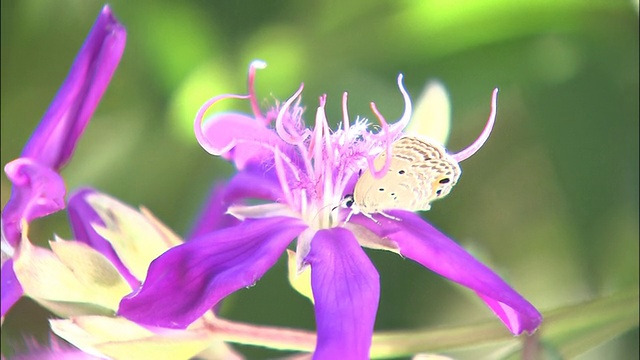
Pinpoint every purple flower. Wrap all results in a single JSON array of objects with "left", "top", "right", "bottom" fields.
[
  {"left": 119, "top": 62, "right": 542, "bottom": 359},
  {"left": 1, "top": 5, "right": 126, "bottom": 318}
]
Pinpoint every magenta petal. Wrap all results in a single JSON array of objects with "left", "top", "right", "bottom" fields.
[
  {"left": 1, "top": 159, "right": 66, "bottom": 246},
  {"left": 21, "top": 5, "right": 126, "bottom": 170},
  {"left": 352, "top": 211, "right": 542, "bottom": 335},
  {"left": 203, "top": 113, "right": 285, "bottom": 169},
  {"left": 67, "top": 188, "right": 139, "bottom": 288},
  {"left": 1, "top": 260, "right": 24, "bottom": 317},
  {"left": 118, "top": 216, "right": 306, "bottom": 328},
  {"left": 186, "top": 182, "right": 240, "bottom": 240},
  {"left": 304, "top": 228, "right": 380, "bottom": 360},
  {"left": 187, "top": 168, "right": 284, "bottom": 240}
]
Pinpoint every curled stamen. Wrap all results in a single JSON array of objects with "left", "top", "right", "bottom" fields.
[
  {"left": 388, "top": 74, "right": 413, "bottom": 135},
  {"left": 276, "top": 84, "right": 306, "bottom": 145},
  {"left": 451, "top": 88, "right": 498, "bottom": 162},
  {"left": 368, "top": 102, "right": 393, "bottom": 179},
  {"left": 247, "top": 60, "right": 268, "bottom": 124},
  {"left": 194, "top": 94, "right": 251, "bottom": 155}
]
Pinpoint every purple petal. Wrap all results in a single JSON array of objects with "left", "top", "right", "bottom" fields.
[
  {"left": 304, "top": 228, "right": 380, "bottom": 360},
  {"left": 352, "top": 211, "right": 542, "bottom": 335},
  {"left": 202, "top": 113, "right": 285, "bottom": 169},
  {"left": 67, "top": 188, "right": 139, "bottom": 288},
  {"left": 119, "top": 216, "right": 306, "bottom": 328},
  {"left": 1, "top": 260, "right": 24, "bottom": 317},
  {"left": 187, "top": 168, "right": 284, "bottom": 240},
  {"left": 1, "top": 159, "right": 66, "bottom": 246},
  {"left": 2, "top": 6, "right": 126, "bottom": 247},
  {"left": 21, "top": 5, "right": 126, "bottom": 170}
]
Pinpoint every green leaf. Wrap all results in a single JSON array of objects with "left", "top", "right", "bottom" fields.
[{"left": 368, "top": 290, "right": 639, "bottom": 359}]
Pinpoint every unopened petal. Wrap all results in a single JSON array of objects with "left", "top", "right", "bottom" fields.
[
  {"left": 2, "top": 159, "right": 66, "bottom": 246},
  {"left": 351, "top": 211, "right": 542, "bottom": 335},
  {"left": 21, "top": 5, "right": 126, "bottom": 169},
  {"left": 119, "top": 216, "right": 306, "bottom": 328},
  {"left": 304, "top": 228, "right": 380, "bottom": 360},
  {"left": 1, "top": 6, "right": 126, "bottom": 248}
]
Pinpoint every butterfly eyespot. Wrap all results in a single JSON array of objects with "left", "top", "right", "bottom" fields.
[
  {"left": 436, "top": 189, "right": 443, "bottom": 196},
  {"left": 378, "top": 188, "right": 385, "bottom": 192},
  {"left": 439, "top": 178, "right": 450, "bottom": 184},
  {"left": 398, "top": 170, "right": 406, "bottom": 175}
]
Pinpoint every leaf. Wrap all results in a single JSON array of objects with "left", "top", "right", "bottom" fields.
[{"left": 368, "top": 290, "right": 639, "bottom": 359}]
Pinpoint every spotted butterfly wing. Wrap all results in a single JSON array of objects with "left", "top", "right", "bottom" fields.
[{"left": 352, "top": 136, "right": 461, "bottom": 215}]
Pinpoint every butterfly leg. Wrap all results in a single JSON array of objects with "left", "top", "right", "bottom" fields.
[{"left": 379, "top": 211, "right": 401, "bottom": 222}]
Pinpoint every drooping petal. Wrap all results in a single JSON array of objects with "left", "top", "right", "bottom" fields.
[
  {"left": 1, "top": 260, "right": 23, "bottom": 318},
  {"left": 304, "top": 228, "right": 380, "bottom": 360},
  {"left": 20, "top": 5, "right": 126, "bottom": 170},
  {"left": 2, "top": 159, "right": 66, "bottom": 246},
  {"left": 119, "top": 216, "right": 306, "bottom": 328},
  {"left": 67, "top": 188, "right": 138, "bottom": 288},
  {"left": 187, "top": 167, "right": 283, "bottom": 240},
  {"left": 351, "top": 211, "right": 542, "bottom": 335}
]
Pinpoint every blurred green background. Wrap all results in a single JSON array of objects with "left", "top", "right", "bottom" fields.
[{"left": 1, "top": 0, "right": 638, "bottom": 359}]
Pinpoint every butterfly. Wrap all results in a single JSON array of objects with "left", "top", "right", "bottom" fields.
[{"left": 342, "top": 135, "right": 461, "bottom": 222}]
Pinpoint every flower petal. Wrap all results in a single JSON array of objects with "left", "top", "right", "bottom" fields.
[
  {"left": 1, "top": 5, "right": 126, "bottom": 248},
  {"left": 405, "top": 80, "right": 451, "bottom": 146},
  {"left": 119, "top": 216, "right": 306, "bottom": 328},
  {"left": 202, "top": 113, "right": 285, "bottom": 169},
  {"left": 2, "top": 159, "right": 66, "bottom": 246},
  {"left": 187, "top": 168, "right": 283, "bottom": 240},
  {"left": 20, "top": 5, "right": 126, "bottom": 170},
  {"left": 1, "top": 260, "right": 24, "bottom": 318},
  {"left": 304, "top": 227, "right": 380, "bottom": 360},
  {"left": 351, "top": 211, "right": 542, "bottom": 335}
]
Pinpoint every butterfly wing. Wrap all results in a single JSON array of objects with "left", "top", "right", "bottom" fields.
[{"left": 353, "top": 136, "right": 461, "bottom": 213}]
